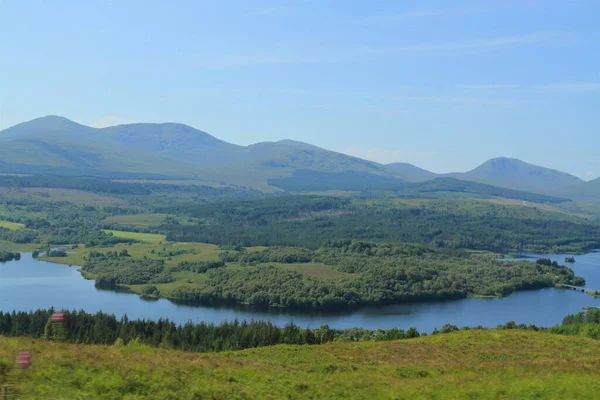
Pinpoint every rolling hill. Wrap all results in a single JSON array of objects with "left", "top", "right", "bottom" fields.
[
  {"left": 447, "top": 157, "right": 584, "bottom": 194},
  {"left": 0, "top": 117, "right": 594, "bottom": 199},
  {"left": 385, "top": 162, "right": 438, "bottom": 181},
  {"left": 0, "top": 116, "right": 392, "bottom": 189},
  {"left": 2, "top": 330, "right": 600, "bottom": 399},
  {"left": 556, "top": 177, "right": 600, "bottom": 200}
]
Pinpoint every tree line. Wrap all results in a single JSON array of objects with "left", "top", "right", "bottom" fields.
[
  {"left": 0, "top": 309, "right": 424, "bottom": 352},
  {"left": 3, "top": 308, "right": 599, "bottom": 354},
  {"left": 0, "top": 251, "right": 20, "bottom": 262},
  {"left": 161, "top": 196, "right": 600, "bottom": 253}
]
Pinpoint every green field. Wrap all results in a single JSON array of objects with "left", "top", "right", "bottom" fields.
[
  {"left": 102, "top": 229, "right": 166, "bottom": 243},
  {"left": 0, "top": 220, "right": 24, "bottom": 230},
  {"left": 103, "top": 213, "right": 171, "bottom": 227},
  {"left": 39, "top": 238, "right": 219, "bottom": 268},
  {"left": 2, "top": 330, "right": 600, "bottom": 399},
  {"left": 0, "top": 240, "right": 39, "bottom": 252}
]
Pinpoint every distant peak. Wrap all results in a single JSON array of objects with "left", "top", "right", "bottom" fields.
[
  {"left": 32, "top": 115, "right": 80, "bottom": 125},
  {"left": 276, "top": 139, "right": 316, "bottom": 148},
  {"left": 1, "top": 115, "right": 86, "bottom": 133}
]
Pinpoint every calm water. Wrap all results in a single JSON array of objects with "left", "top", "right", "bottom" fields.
[{"left": 1, "top": 252, "right": 600, "bottom": 333}]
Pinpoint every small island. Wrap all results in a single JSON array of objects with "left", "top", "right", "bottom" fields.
[{"left": 565, "top": 256, "right": 576, "bottom": 263}]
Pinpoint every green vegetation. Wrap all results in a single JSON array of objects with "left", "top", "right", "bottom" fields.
[
  {"left": 103, "top": 213, "right": 176, "bottom": 227},
  {"left": 76, "top": 244, "right": 582, "bottom": 310},
  {"left": 0, "top": 309, "right": 420, "bottom": 351},
  {"left": 164, "top": 195, "right": 600, "bottom": 253},
  {"left": 0, "top": 174, "right": 598, "bottom": 311},
  {"left": 0, "top": 251, "right": 20, "bottom": 262},
  {"left": 0, "top": 220, "right": 24, "bottom": 230},
  {"left": 3, "top": 319, "right": 600, "bottom": 398},
  {"left": 103, "top": 229, "right": 165, "bottom": 243},
  {"left": 550, "top": 308, "right": 600, "bottom": 338}
]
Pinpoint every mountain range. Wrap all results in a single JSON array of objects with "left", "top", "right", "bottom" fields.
[{"left": 0, "top": 116, "right": 597, "bottom": 198}]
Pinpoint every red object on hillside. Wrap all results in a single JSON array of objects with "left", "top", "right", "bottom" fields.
[
  {"left": 16, "top": 352, "right": 31, "bottom": 369},
  {"left": 50, "top": 313, "right": 66, "bottom": 322}
]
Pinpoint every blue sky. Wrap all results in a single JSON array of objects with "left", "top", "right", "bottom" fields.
[{"left": 1, "top": 0, "right": 598, "bottom": 178}]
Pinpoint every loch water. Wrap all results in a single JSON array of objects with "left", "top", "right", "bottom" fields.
[{"left": 1, "top": 252, "right": 599, "bottom": 332}]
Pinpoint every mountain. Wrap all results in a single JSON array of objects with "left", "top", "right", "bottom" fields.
[
  {"left": 0, "top": 117, "right": 589, "bottom": 197},
  {"left": 0, "top": 116, "right": 393, "bottom": 189},
  {"left": 447, "top": 157, "right": 584, "bottom": 194},
  {"left": 556, "top": 177, "right": 600, "bottom": 200},
  {"left": 385, "top": 162, "right": 438, "bottom": 182}
]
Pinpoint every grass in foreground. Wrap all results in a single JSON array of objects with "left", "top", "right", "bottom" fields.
[{"left": 2, "top": 330, "right": 600, "bottom": 399}]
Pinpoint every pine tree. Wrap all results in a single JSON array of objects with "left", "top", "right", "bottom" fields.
[{"left": 43, "top": 319, "right": 54, "bottom": 340}]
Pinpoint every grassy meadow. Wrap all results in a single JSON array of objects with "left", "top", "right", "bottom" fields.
[
  {"left": 0, "top": 220, "right": 24, "bottom": 230},
  {"left": 2, "top": 330, "right": 600, "bottom": 399}
]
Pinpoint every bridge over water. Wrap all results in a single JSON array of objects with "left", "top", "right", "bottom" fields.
[{"left": 557, "top": 284, "right": 599, "bottom": 294}]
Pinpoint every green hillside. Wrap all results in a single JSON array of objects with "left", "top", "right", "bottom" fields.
[
  {"left": 448, "top": 157, "right": 583, "bottom": 194},
  {"left": 555, "top": 177, "right": 600, "bottom": 201},
  {"left": 2, "top": 330, "right": 600, "bottom": 399},
  {"left": 386, "top": 161, "right": 439, "bottom": 181},
  {"left": 0, "top": 116, "right": 392, "bottom": 189},
  {"left": 4, "top": 117, "right": 592, "bottom": 197}
]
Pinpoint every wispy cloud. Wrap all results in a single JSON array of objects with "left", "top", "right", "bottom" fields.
[
  {"left": 380, "top": 95, "right": 512, "bottom": 107},
  {"left": 536, "top": 83, "right": 600, "bottom": 93},
  {"left": 246, "top": 5, "right": 297, "bottom": 17},
  {"left": 358, "top": 9, "right": 446, "bottom": 23},
  {"left": 342, "top": 146, "right": 437, "bottom": 165},
  {"left": 194, "top": 53, "right": 320, "bottom": 68},
  {"left": 457, "top": 84, "right": 521, "bottom": 90},
  {"left": 194, "top": 31, "right": 566, "bottom": 68},
  {"left": 362, "top": 31, "right": 566, "bottom": 54},
  {"left": 77, "top": 116, "right": 138, "bottom": 128},
  {"left": 165, "top": 87, "right": 305, "bottom": 99}
]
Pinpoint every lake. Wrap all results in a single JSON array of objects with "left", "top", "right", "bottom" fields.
[{"left": 1, "top": 252, "right": 600, "bottom": 333}]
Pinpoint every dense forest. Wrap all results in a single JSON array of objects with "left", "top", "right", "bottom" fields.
[
  {"left": 81, "top": 246, "right": 583, "bottom": 310},
  {"left": 0, "top": 204, "right": 132, "bottom": 247},
  {"left": 161, "top": 196, "right": 600, "bottom": 253},
  {"left": 1, "top": 176, "right": 599, "bottom": 254}
]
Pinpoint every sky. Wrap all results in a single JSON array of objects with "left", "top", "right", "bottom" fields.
[{"left": 1, "top": 0, "right": 599, "bottom": 179}]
